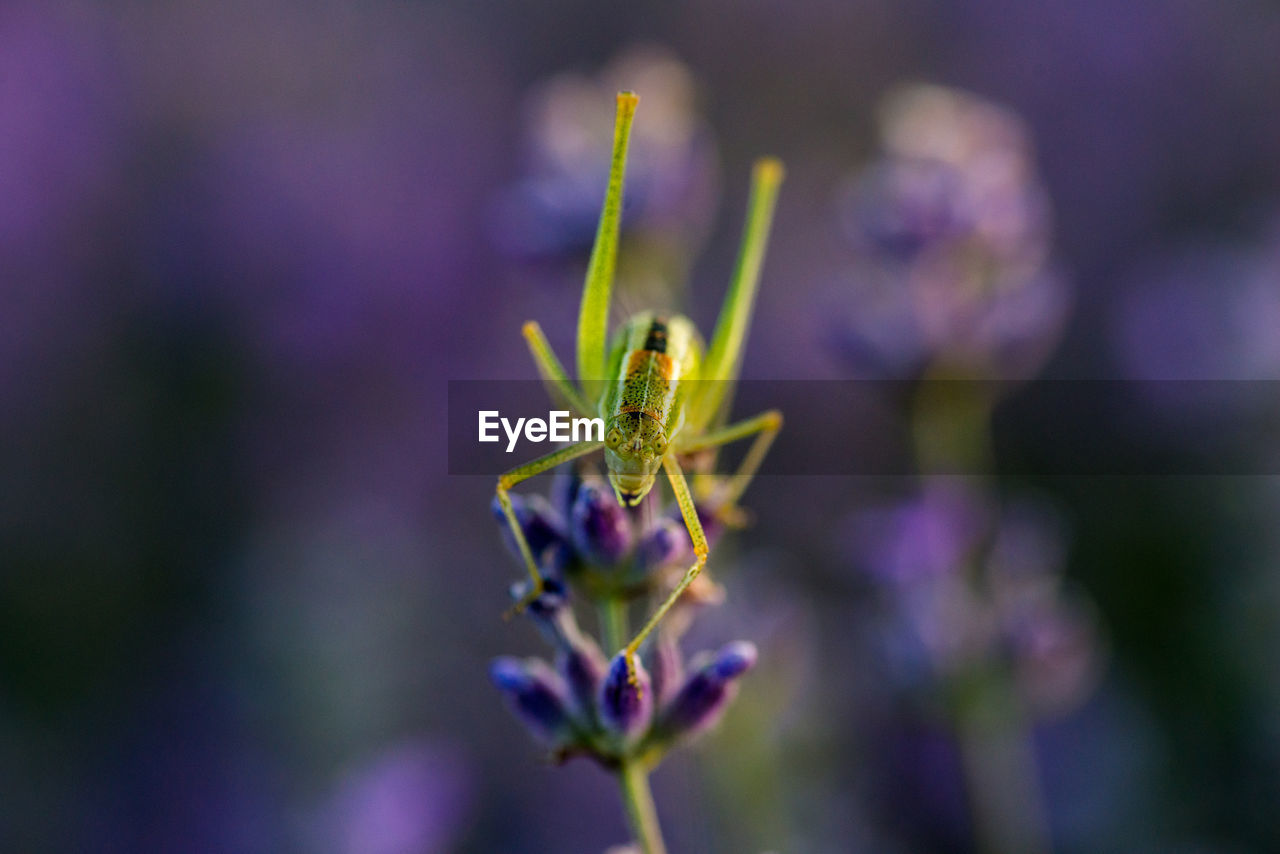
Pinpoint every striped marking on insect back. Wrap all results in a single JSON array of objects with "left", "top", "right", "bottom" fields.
[
  {"left": 619, "top": 317, "right": 677, "bottom": 423},
  {"left": 642, "top": 317, "right": 668, "bottom": 354},
  {"left": 603, "top": 312, "right": 702, "bottom": 443}
]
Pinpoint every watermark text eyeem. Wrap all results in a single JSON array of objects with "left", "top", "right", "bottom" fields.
[{"left": 479, "top": 410, "right": 605, "bottom": 453}]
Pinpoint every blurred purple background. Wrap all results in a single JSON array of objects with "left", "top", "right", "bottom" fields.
[{"left": 4, "top": 1, "right": 1280, "bottom": 852}]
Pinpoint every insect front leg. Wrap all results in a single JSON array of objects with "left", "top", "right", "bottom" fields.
[
  {"left": 621, "top": 453, "right": 709, "bottom": 685},
  {"left": 496, "top": 441, "right": 603, "bottom": 616}
]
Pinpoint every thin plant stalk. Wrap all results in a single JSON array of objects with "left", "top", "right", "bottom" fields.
[
  {"left": 955, "top": 683, "right": 1051, "bottom": 854},
  {"left": 601, "top": 597, "right": 630, "bottom": 656},
  {"left": 912, "top": 376, "right": 1053, "bottom": 854},
  {"left": 619, "top": 756, "right": 668, "bottom": 854}
]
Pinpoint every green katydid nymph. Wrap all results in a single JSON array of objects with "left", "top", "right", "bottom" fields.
[{"left": 495, "top": 91, "right": 784, "bottom": 684}]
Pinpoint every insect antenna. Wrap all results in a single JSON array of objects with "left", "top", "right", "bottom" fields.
[{"left": 612, "top": 287, "right": 640, "bottom": 329}]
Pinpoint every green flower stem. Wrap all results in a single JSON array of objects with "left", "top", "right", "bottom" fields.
[
  {"left": 601, "top": 597, "right": 629, "bottom": 655},
  {"left": 910, "top": 366, "right": 997, "bottom": 477},
  {"left": 618, "top": 757, "right": 668, "bottom": 854},
  {"left": 954, "top": 674, "right": 1051, "bottom": 854},
  {"left": 600, "top": 597, "right": 668, "bottom": 854},
  {"left": 912, "top": 364, "right": 1052, "bottom": 854}
]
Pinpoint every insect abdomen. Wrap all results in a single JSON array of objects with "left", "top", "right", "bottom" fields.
[
  {"left": 641, "top": 317, "right": 669, "bottom": 353},
  {"left": 606, "top": 313, "right": 701, "bottom": 432}
]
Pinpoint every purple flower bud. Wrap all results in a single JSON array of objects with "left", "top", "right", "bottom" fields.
[
  {"left": 502, "top": 580, "right": 606, "bottom": 724},
  {"left": 508, "top": 578, "right": 578, "bottom": 644},
  {"left": 490, "top": 657, "right": 574, "bottom": 746},
  {"left": 709, "top": 641, "right": 757, "bottom": 679},
  {"left": 550, "top": 468, "right": 586, "bottom": 524},
  {"left": 634, "top": 517, "right": 691, "bottom": 576},
  {"left": 655, "top": 641, "right": 757, "bottom": 742},
  {"left": 492, "top": 47, "right": 717, "bottom": 261},
  {"left": 827, "top": 85, "right": 1064, "bottom": 380},
  {"left": 647, "top": 635, "right": 685, "bottom": 709},
  {"left": 642, "top": 502, "right": 723, "bottom": 568},
  {"left": 570, "top": 481, "right": 634, "bottom": 566},
  {"left": 492, "top": 493, "right": 570, "bottom": 573},
  {"left": 598, "top": 652, "right": 653, "bottom": 742},
  {"left": 841, "top": 158, "right": 970, "bottom": 261},
  {"left": 508, "top": 576, "right": 568, "bottom": 615},
  {"left": 846, "top": 487, "right": 987, "bottom": 585},
  {"left": 558, "top": 643, "right": 608, "bottom": 723}
]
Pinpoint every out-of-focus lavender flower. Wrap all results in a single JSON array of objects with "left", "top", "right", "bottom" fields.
[
  {"left": 848, "top": 488, "right": 1101, "bottom": 717},
  {"left": 0, "top": 2, "right": 124, "bottom": 253},
  {"left": 847, "top": 483, "right": 990, "bottom": 585},
  {"left": 872, "top": 85, "right": 1050, "bottom": 266},
  {"left": 118, "top": 1, "right": 505, "bottom": 519},
  {"left": 599, "top": 653, "right": 654, "bottom": 744},
  {"left": 490, "top": 657, "right": 577, "bottom": 748},
  {"left": 829, "top": 85, "right": 1069, "bottom": 380},
  {"left": 315, "top": 741, "right": 472, "bottom": 854},
  {"left": 1004, "top": 593, "right": 1101, "bottom": 714},
  {"left": 1113, "top": 233, "right": 1280, "bottom": 386},
  {"left": 652, "top": 641, "right": 758, "bottom": 744},
  {"left": 492, "top": 46, "right": 718, "bottom": 272},
  {"left": 850, "top": 485, "right": 1105, "bottom": 854},
  {"left": 0, "top": 1, "right": 128, "bottom": 405}
]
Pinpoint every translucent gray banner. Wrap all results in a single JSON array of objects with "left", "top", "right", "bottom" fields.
[{"left": 447, "top": 380, "right": 1280, "bottom": 476}]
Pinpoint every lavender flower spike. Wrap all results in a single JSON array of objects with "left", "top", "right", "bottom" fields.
[
  {"left": 506, "top": 581, "right": 608, "bottom": 724},
  {"left": 599, "top": 652, "right": 653, "bottom": 743},
  {"left": 490, "top": 657, "right": 576, "bottom": 748},
  {"left": 653, "top": 641, "right": 757, "bottom": 744}
]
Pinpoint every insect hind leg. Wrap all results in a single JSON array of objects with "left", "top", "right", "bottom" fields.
[{"left": 677, "top": 409, "right": 783, "bottom": 512}]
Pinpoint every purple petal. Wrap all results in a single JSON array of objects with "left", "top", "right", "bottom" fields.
[
  {"left": 598, "top": 653, "right": 653, "bottom": 742},
  {"left": 570, "top": 481, "right": 634, "bottom": 566},
  {"left": 557, "top": 641, "right": 608, "bottom": 723},
  {"left": 634, "top": 518, "right": 692, "bottom": 576},
  {"left": 647, "top": 635, "right": 685, "bottom": 709},
  {"left": 656, "top": 641, "right": 757, "bottom": 742},
  {"left": 490, "top": 657, "right": 573, "bottom": 746}
]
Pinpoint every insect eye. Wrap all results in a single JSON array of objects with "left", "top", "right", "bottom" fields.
[
  {"left": 651, "top": 435, "right": 668, "bottom": 455},
  {"left": 606, "top": 428, "right": 622, "bottom": 449}
]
